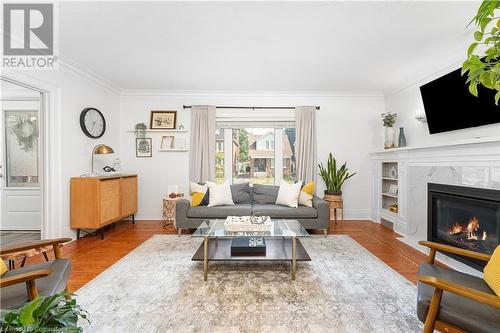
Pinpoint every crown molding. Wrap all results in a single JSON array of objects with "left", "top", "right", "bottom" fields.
[
  {"left": 119, "top": 89, "right": 384, "bottom": 98},
  {"left": 59, "top": 56, "right": 121, "bottom": 94},
  {"left": 385, "top": 57, "right": 465, "bottom": 97}
]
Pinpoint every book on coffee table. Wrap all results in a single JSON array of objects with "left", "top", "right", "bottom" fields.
[{"left": 231, "top": 237, "right": 266, "bottom": 256}]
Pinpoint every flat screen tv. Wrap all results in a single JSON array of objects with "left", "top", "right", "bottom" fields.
[{"left": 419, "top": 68, "right": 500, "bottom": 134}]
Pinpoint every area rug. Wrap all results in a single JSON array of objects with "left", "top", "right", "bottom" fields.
[{"left": 76, "top": 235, "right": 422, "bottom": 332}]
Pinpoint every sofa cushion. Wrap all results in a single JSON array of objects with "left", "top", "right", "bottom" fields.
[
  {"left": 187, "top": 204, "right": 253, "bottom": 218},
  {"left": 0, "top": 259, "right": 71, "bottom": 309},
  {"left": 252, "top": 204, "right": 317, "bottom": 218},
  {"left": 252, "top": 184, "right": 279, "bottom": 204},
  {"left": 230, "top": 183, "right": 251, "bottom": 204},
  {"left": 417, "top": 263, "right": 500, "bottom": 333}
]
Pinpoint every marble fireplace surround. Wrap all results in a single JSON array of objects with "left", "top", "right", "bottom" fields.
[{"left": 369, "top": 137, "right": 500, "bottom": 277}]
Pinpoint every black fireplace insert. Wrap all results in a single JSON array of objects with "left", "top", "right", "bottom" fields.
[{"left": 427, "top": 183, "right": 500, "bottom": 270}]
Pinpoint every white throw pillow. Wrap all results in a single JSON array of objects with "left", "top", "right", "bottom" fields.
[
  {"left": 207, "top": 182, "right": 235, "bottom": 207},
  {"left": 298, "top": 191, "right": 313, "bottom": 207},
  {"left": 190, "top": 182, "right": 207, "bottom": 194},
  {"left": 276, "top": 181, "right": 303, "bottom": 208}
]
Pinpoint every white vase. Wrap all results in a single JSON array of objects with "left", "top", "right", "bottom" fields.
[{"left": 384, "top": 126, "right": 395, "bottom": 149}]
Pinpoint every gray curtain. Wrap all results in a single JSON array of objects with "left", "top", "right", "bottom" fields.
[
  {"left": 295, "top": 106, "right": 317, "bottom": 185},
  {"left": 189, "top": 105, "right": 216, "bottom": 182}
]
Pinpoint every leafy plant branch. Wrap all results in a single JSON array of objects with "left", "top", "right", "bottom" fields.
[{"left": 462, "top": 0, "right": 500, "bottom": 104}]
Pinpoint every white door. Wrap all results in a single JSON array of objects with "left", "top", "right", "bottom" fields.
[{"left": 0, "top": 98, "right": 42, "bottom": 231}]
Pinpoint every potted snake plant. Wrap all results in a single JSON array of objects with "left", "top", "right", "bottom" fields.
[{"left": 318, "top": 153, "right": 356, "bottom": 200}]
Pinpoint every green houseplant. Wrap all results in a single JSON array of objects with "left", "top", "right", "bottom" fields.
[
  {"left": 0, "top": 292, "right": 89, "bottom": 333},
  {"left": 381, "top": 112, "right": 398, "bottom": 149},
  {"left": 318, "top": 153, "right": 356, "bottom": 196},
  {"left": 462, "top": 0, "right": 500, "bottom": 104}
]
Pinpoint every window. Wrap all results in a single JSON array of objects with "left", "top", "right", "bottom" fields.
[
  {"left": 216, "top": 125, "right": 296, "bottom": 185},
  {"left": 282, "top": 128, "right": 296, "bottom": 184},
  {"left": 215, "top": 129, "right": 225, "bottom": 183},
  {"left": 5, "top": 110, "right": 40, "bottom": 187}
]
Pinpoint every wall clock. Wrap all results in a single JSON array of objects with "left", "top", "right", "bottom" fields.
[{"left": 80, "top": 107, "right": 106, "bottom": 138}]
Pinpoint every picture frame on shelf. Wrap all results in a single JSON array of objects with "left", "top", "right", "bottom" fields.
[
  {"left": 136, "top": 138, "right": 152, "bottom": 157},
  {"left": 388, "top": 184, "right": 398, "bottom": 195},
  {"left": 150, "top": 111, "right": 177, "bottom": 129},
  {"left": 174, "top": 138, "right": 187, "bottom": 150},
  {"left": 161, "top": 135, "right": 175, "bottom": 150}
]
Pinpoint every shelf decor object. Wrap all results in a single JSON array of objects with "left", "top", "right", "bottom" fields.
[
  {"left": 91, "top": 144, "right": 114, "bottom": 176},
  {"left": 381, "top": 112, "right": 397, "bottom": 149}
]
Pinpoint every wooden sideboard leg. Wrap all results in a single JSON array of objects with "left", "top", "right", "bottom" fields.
[
  {"left": 100, "top": 228, "right": 104, "bottom": 240},
  {"left": 178, "top": 228, "right": 182, "bottom": 236},
  {"left": 132, "top": 214, "right": 135, "bottom": 224},
  {"left": 76, "top": 229, "right": 80, "bottom": 240}
]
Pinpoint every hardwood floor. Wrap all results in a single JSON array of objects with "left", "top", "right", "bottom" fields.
[{"left": 20, "top": 220, "right": 433, "bottom": 291}]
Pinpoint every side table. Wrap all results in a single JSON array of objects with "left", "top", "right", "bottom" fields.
[
  {"left": 323, "top": 194, "right": 344, "bottom": 231},
  {"left": 162, "top": 197, "right": 178, "bottom": 229}
]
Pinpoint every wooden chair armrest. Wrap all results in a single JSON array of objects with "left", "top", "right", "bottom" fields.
[
  {"left": 0, "top": 269, "right": 52, "bottom": 288},
  {"left": 418, "top": 275, "right": 500, "bottom": 309},
  {"left": 0, "top": 238, "right": 71, "bottom": 258},
  {"left": 418, "top": 241, "right": 491, "bottom": 262}
]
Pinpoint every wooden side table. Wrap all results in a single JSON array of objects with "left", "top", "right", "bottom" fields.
[
  {"left": 162, "top": 197, "right": 178, "bottom": 229},
  {"left": 323, "top": 194, "right": 344, "bottom": 231}
]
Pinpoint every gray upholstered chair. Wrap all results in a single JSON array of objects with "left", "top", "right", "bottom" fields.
[
  {"left": 0, "top": 238, "right": 72, "bottom": 309},
  {"left": 417, "top": 241, "right": 500, "bottom": 333}
]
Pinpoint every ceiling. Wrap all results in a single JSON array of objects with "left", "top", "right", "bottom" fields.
[{"left": 59, "top": 1, "right": 478, "bottom": 94}]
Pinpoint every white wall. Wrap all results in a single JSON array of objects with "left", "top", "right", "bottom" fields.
[
  {"left": 385, "top": 63, "right": 500, "bottom": 147},
  {"left": 3, "top": 66, "right": 121, "bottom": 238},
  {"left": 120, "top": 93, "right": 385, "bottom": 220}
]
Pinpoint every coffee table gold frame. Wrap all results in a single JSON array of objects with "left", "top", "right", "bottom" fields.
[{"left": 198, "top": 235, "right": 304, "bottom": 281}]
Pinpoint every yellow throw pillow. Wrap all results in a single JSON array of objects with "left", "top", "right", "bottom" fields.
[
  {"left": 302, "top": 181, "right": 315, "bottom": 195},
  {"left": 192, "top": 192, "right": 206, "bottom": 207},
  {"left": 484, "top": 245, "right": 500, "bottom": 296},
  {"left": 1, "top": 260, "right": 8, "bottom": 276}
]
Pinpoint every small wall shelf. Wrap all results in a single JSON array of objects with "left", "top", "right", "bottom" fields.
[
  {"left": 382, "top": 192, "right": 398, "bottom": 199},
  {"left": 382, "top": 177, "right": 398, "bottom": 181},
  {"left": 127, "top": 129, "right": 188, "bottom": 133},
  {"left": 158, "top": 148, "right": 189, "bottom": 152}
]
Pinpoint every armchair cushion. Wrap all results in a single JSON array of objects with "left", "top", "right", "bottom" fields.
[
  {"left": 1, "top": 260, "right": 7, "bottom": 275},
  {"left": 0, "top": 259, "right": 71, "bottom": 309},
  {"left": 417, "top": 263, "right": 500, "bottom": 333},
  {"left": 484, "top": 245, "right": 500, "bottom": 296}
]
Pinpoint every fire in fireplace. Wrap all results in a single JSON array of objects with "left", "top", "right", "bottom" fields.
[{"left": 428, "top": 183, "right": 500, "bottom": 269}]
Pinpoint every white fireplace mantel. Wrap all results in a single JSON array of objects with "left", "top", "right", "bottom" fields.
[{"left": 368, "top": 136, "right": 500, "bottom": 275}]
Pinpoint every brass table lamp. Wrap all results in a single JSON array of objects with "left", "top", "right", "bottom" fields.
[{"left": 91, "top": 144, "right": 114, "bottom": 176}]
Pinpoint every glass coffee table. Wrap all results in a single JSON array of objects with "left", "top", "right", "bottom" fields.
[{"left": 192, "top": 219, "right": 310, "bottom": 281}]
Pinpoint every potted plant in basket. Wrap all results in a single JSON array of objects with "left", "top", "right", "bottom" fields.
[
  {"left": 318, "top": 153, "right": 356, "bottom": 204},
  {"left": 1, "top": 291, "right": 90, "bottom": 332},
  {"left": 381, "top": 112, "right": 397, "bottom": 149}
]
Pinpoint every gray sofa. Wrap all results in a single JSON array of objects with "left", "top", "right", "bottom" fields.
[{"left": 175, "top": 183, "right": 329, "bottom": 235}]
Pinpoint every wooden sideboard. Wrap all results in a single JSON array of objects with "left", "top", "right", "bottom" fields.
[{"left": 71, "top": 174, "right": 137, "bottom": 239}]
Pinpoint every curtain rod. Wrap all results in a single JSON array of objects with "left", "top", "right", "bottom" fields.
[{"left": 182, "top": 105, "right": 320, "bottom": 110}]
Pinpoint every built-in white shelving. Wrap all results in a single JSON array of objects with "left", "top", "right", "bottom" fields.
[{"left": 381, "top": 162, "right": 399, "bottom": 217}]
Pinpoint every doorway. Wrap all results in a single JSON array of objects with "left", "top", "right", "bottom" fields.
[{"left": 0, "top": 80, "right": 44, "bottom": 246}]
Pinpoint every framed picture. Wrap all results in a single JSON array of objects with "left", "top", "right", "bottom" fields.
[
  {"left": 150, "top": 111, "right": 177, "bottom": 130},
  {"left": 161, "top": 135, "right": 175, "bottom": 150},
  {"left": 388, "top": 184, "right": 398, "bottom": 195},
  {"left": 136, "top": 138, "right": 152, "bottom": 157}
]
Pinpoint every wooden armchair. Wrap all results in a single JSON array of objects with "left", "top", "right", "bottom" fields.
[
  {"left": 0, "top": 238, "right": 71, "bottom": 308},
  {"left": 417, "top": 241, "right": 500, "bottom": 333}
]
